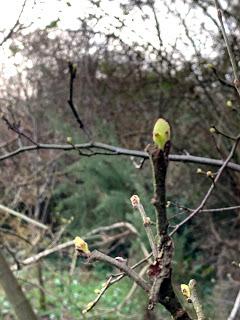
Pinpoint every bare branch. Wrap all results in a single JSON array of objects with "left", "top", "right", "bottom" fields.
[
  {"left": 146, "top": 142, "right": 190, "bottom": 319},
  {"left": 228, "top": 289, "right": 240, "bottom": 320},
  {"left": 85, "top": 221, "right": 138, "bottom": 237},
  {"left": 67, "top": 62, "right": 91, "bottom": 139},
  {"left": 88, "top": 250, "right": 150, "bottom": 292},
  {"left": 2, "top": 116, "right": 38, "bottom": 145},
  {"left": 170, "top": 135, "right": 240, "bottom": 236},
  {"left": 11, "top": 240, "right": 74, "bottom": 271},
  {"left": 0, "top": 204, "right": 48, "bottom": 230},
  {"left": 82, "top": 276, "right": 113, "bottom": 314},
  {"left": 214, "top": 0, "right": 240, "bottom": 97},
  {"left": 130, "top": 195, "right": 158, "bottom": 259},
  {"left": 11, "top": 222, "right": 138, "bottom": 271},
  {"left": 0, "top": 0, "right": 27, "bottom": 47},
  {"left": 0, "top": 141, "right": 240, "bottom": 172}
]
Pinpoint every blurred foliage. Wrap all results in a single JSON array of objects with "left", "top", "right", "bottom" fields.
[{"left": 0, "top": 267, "right": 146, "bottom": 320}]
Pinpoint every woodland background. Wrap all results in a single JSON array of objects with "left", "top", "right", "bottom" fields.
[{"left": 0, "top": 0, "right": 240, "bottom": 319}]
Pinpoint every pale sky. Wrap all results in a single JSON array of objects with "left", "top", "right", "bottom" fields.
[{"left": 0, "top": 0, "right": 218, "bottom": 78}]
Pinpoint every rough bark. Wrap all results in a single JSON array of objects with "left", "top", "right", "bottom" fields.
[{"left": 147, "top": 144, "right": 191, "bottom": 320}]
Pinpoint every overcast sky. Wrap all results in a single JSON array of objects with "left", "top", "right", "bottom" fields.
[{"left": 0, "top": 0, "right": 218, "bottom": 77}]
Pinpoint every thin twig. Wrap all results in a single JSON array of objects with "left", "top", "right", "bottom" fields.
[
  {"left": 0, "top": 0, "right": 27, "bottom": 46},
  {"left": 214, "top": 0, "right": 240, "bottom": 97},
  {"left": 0, "top": 204, "right": 48, "bottom": 230},
  {"left": 130, "top": 195, "right": 158, "bottom": 259},
  {"left": 2, "top": 116, "right": 38, "bottom": 146},
  {"left": 170, "top": 135, "right": 240, "bottom": 236},
  {"left": 117, "top": 264, "right": 149, "bottom": 311},
  {"left": 11, "top": 240, "right": 74, "bottom": 271},
  {"left": 0, "top": 227, "right": 32, "bottom": 245},
  {"left": 211, "top": 66, "right": 237, "bottom": 92},
  {"left": 85, "top": 222, "right": 138, "bottom": 237},
  {"left": 67, "top": 62, "right": 91, "bottom": 139},
  {"left": 211, "top": 126, "right": 236, "bottom": 141},
  {"left": 10, "top": 222, "right": 140, "bottom": 271},
  {"left": 82, "top": 276, "right": 113, "bottom": 314}
]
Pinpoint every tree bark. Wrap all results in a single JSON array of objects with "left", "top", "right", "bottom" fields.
[{"left": 0, "top": 249, "right": 38, "bottom": 320}]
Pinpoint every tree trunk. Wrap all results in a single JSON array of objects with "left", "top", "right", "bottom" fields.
[{"left": 0, "top": 249, "right": 38, "bottom": 320}]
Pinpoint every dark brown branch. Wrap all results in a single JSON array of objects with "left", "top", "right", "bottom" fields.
[
  {"left": 67, "top": 62, "right": 91, "bottom": 139},
  {"left": 0, "top": 0, "right": 27, "bottom": 47},
  {"left": 146, "top": 143, "right": 191, "bottom": 319},
  {"left": 147, "top": 144, "right": 169, "bottom": 237},
  {"left": 2, "top": 116, "right": 38, "bottom": 146},
  {"left": 211, "top": 126, "right": 237, "bottom": 141},
  {"left": 211, "top": 66, "right": 237, "bottom": 92}
]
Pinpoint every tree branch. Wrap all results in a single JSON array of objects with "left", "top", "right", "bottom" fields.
[
  {"left": 1, "top": 141, "right": 240, "bottom": 172},
  {"left": 214, "top": 0, "right": 240, "bottom": 97},
  {"left": 189, "top": 279, "right": 206, "bottom": 320},
  {"left": 67, "top": 62, "right": 91, "bottom": 139},
  {"left": 88, "top": 250, "right": 150, "bottom": 292},
  {"left": 170, "top": 135, "right": 240, "bottom": 236},
  {"left": 0, "top": 250, "right": 38, "bottom": 320},
  {"left": 228, "top": 288, "right": 240, "bottom": 320},
  {"left": 146, "top": 142, "right": 191, "bottom": 319},
  {"left": 0, "top": 204, "right": 48, "bottom": 230},
  {"left": 0, "top": 0, "right": 27, "bottom": 47}
]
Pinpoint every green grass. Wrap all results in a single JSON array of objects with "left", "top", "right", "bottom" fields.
[{"left": 0, "top": 264, "right": 146, "bottom": 320}]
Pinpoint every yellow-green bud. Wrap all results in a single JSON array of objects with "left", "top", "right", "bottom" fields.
[
  {"left": 67, "top": 136, "right": 72, "bottom": 143},
  {"left": 226, "top": 100, "right": 233, "bottom": 108},
  {"left": 206, "top": 63, "right": 213, "bottom": 69},
  {"left": 206, "top": 171, "right": 213, "bottom": 177},
  {"left": 94, "top": 289, "right": 101, "bottom": 294},
  {"left": 209, "top": 127, "right": 216, "bottom": 134},
  {"left": 153, "top": 118, "right": 171, "bottom": 150},
  {"left": 197, "top": 168, "right": 202, "bottom": 174}
]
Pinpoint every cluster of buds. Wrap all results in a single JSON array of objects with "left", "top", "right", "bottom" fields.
[
  {"left": 166, "top": 200, "right": 171, "bottom": 208},
  {"left": 130, "top": 194, "right": 140, "bottom": 208},
  {"left": 196, "top": 168, "right": 214, "bottom": 179}
]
